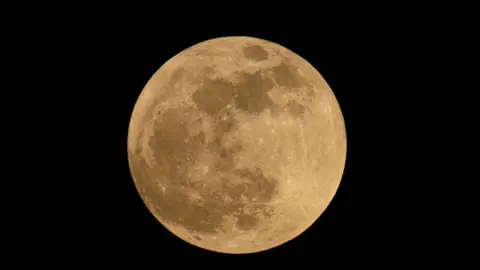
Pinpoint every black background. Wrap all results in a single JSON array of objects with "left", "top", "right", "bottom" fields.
[{"left": 29, "top": 19, "right": 428, "bottom": 262}]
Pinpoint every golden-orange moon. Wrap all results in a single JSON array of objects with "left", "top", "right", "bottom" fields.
[{"left": 127, "top": 36, "right": 346, "bottom": 254}]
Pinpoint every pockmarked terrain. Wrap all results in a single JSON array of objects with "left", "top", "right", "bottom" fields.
[{"left": 127, "top": 37, "right": 347, "bottom": 254}]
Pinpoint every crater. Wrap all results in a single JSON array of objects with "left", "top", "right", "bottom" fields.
[
  {"left": 148, "top": 106, "right": 206, "bottom": 188},
  {"left": 243, "top": 45, "right": 269, "bottom": 61},
  {"left": 192, "top": 72, "right": 275, "bottom": 117},
  {"left": 234, "top": 72, "right": 274, "bottom": 114},
  {"left": 234, "top": 168, "right": 278, "bottom": 200},
  {"left": 209, "top": 108, "right": 243, "bottom": 171},
  {"left": 128, "top": 153, "right": 156, "bottom": 193},
  {"left": 224, "top": 183, "right": 246, "bottom": 200},
  {"left": 271, "top": 62, "right": 307, "bottom": 89},
  {"left": 231, "top": 189, "right": 277, "bottom": 231},
  {"left": 253, "top": 204, "right": 275, "bottom": 219},
  {"left": 213, "top": 109, "right": 237, "bottom": 135},
  {"left": 285, "top": 99, "right": 308, "bottom": 117},
  {"left": 236, "top": 214, "right": 258, "bottom": 230},
  {"left": 170, "top": 68, "right": 190, "bottom": 85},
  {"left": 305, "top": 87, "right": 316, "bottom": 99},
  {"left": 215, "top": 143, "right": 244, "bottom": 171},
  {"left": 192, "top": 78, "right": 236, "bottom": 116}
]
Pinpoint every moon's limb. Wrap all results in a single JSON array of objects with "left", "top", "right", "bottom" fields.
[{"left": 127, "top": 36, "right": 347, "bottom": 254}]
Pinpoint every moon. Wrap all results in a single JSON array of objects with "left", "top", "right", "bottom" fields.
[{"left": 127, "top": 36, "right": 347, "bottom": 254}]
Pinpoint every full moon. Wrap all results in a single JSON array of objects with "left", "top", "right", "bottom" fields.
[{"left": 127, "top": 36, "right": 347, "bottom": 254}]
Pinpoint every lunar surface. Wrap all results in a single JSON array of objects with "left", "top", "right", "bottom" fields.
[{"left": 127, "top": 36, "right": 347, "bottom": 254}]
